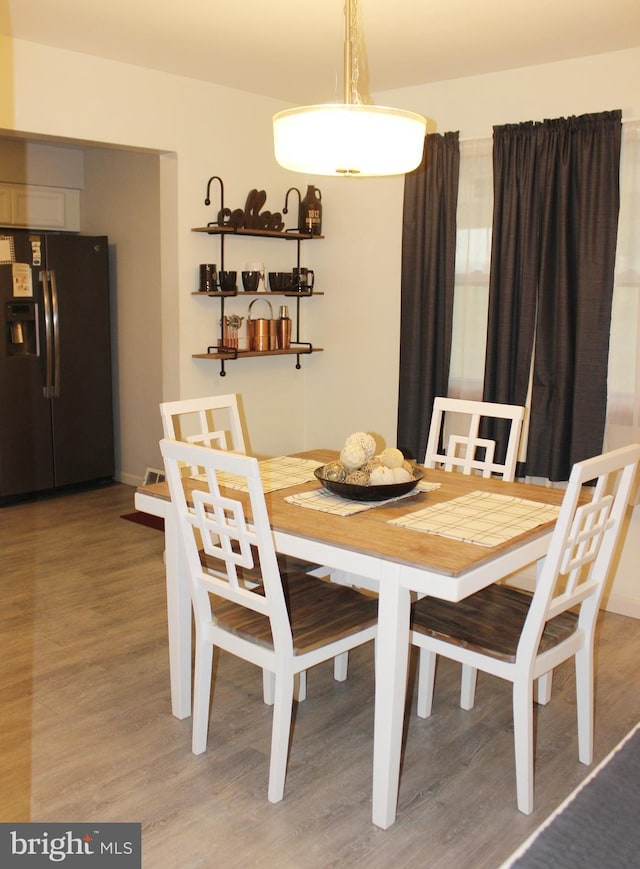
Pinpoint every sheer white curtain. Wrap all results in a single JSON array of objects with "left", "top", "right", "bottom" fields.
[
  {"left": 605, "top": 120, "right": 640, "bottom": 451},
  {"left": 448, "top": 137, "right": 492, "bottom": 399}
]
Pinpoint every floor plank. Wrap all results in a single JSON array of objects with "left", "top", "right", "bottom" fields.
[{"left": 1, "top": 482, "right": 639, "bottom": 868}]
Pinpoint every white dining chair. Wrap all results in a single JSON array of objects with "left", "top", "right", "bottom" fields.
[
  {"left": 159, "top": 394, "right": 328, "bottom": 701},
  {"left": 424, "top": 397, "right": 526, "bottom": 482},
  {"left": 160, "top": 438, "right": 378, "bottom": 803},
  {"left": 423, "top": 397, "right": 537, "bottom": 669},
  {"left": 410, "top": 443, "right": 640, "bottom": 814}
]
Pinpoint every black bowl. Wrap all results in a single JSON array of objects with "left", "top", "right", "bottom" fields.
[{"left": 313, "top": 466, "right": 423, "bottom": 502}]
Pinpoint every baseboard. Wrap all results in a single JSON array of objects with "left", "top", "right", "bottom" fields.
[{"left": 116, "top": 470, "right": 144, "bottom": 487}]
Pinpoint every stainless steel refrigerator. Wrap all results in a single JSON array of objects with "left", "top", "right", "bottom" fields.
[{"left": 0, "top": 229, "right": 114, "bottom": 500}]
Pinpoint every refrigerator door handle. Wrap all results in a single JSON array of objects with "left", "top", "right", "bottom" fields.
[
  {"left": 49, "top": 270, "right": 61, "bottom": 398},
  {"left": 40, "top": 269, "right": 54, "bottom": 398}
]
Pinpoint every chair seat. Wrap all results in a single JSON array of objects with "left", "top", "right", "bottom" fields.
[
  {"left": 211, "top": 573, "right": 378, "bottom": 654},
  {"left": 411, "top": 584, "right": 578, "bottom": 663}
]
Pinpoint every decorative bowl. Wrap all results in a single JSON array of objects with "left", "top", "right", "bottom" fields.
[{"left": 314, "top": 466, "right": 424, "bottom": 502}]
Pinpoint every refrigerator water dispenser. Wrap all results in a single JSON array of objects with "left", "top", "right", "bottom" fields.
[{"left": 5, "top": 301, "right": 39, "bottom": 356}]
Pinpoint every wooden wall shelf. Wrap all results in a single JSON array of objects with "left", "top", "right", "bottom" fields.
[
  {"left": 192, "top": 217, "right": 322, "bottom": 375},
  {"left": 192, "top": 226, "right": 323, "bottom": 241},
  {"left": 192, "top": 290, "right": 323, "bottom": 298},
  {"left": 193, "top": 346, "right": 323, "bottom": 361}
]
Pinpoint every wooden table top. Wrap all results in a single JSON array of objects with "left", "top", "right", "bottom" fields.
[{"left": 138, "top": 449, "right": 568, "bottom": 581}]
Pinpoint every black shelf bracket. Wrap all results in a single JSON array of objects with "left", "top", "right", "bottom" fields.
[{"left": 292, "top": 341, "right": 313, "bottom": 370}]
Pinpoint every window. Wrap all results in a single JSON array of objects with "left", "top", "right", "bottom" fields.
[
  {"left": 606, "top": 120, "right": 640, "bottom": 449},
  {"left": 449, "top": 138, "right": 492, "bottom": 399}
]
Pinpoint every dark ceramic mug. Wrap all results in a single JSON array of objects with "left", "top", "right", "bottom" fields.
[
  {"left": 241, "top": 270, "right": 260, "bottom": 292},
  {"left": 268, "top": 271, "right": 293, "bottom": 292},
  {"left": 199, "top": 263, "right": 217, "bottom": 292},
  {"left": 218, "top": 270, "right": 237, "bottom": 292},
  {"left": 292, "top": 267, "right": 315, "bottom": 292}
]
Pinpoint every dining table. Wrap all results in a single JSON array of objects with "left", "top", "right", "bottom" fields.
[{"left": 135, "top": 448, "right": 567, "bottom": 829}]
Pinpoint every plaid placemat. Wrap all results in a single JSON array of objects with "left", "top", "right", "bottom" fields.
[
  {"left": 388, "top": 490, "right": 561, "bottom": 547},
  {"left": 193, "top": 456, "right": 323, "bottom": 494},
  {"left": 285, "top": 481, "right": 441, "bottom": 516}
]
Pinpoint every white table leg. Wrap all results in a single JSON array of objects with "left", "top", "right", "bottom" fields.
[
  {"left": 372, "top": 566, "right": 410, "bottom": 829},
  {"left": 163, "top": 512, "right": 192, "bottom": 719}
]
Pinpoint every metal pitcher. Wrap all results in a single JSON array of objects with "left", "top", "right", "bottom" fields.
[{"left": 247, "top": 298, "right": 276, "bottom": 351}]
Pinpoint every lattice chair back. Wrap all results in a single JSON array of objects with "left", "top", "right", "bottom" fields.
[
  {"left": 160, "top": 437, "right": 291, "bottom": 652},
  {"left": 424, "top": 397, "right": 525, "bottom": 481},
  {"left": 518, "top": 444, "right": 640, "bottom": 665},
  {"left": 160, "top": 394, "right": 246, "bottom": 477}
]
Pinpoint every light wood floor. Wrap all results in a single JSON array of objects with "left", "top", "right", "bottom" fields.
[{"left": 2, "top": 482, "right": 639, "bottom": 868}]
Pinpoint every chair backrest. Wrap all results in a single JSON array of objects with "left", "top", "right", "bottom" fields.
[
  {"left": 160, "top": 438, "right": 293, "bottom": 653},
  {"left": 518, "top": 444, "right": 640, "bottom": 662},
  {"left": 424, "top": 397, "right": 525, "bottom": 481},
  {"left": 160, "top": 394, "right": 247, "bottom": 476}
]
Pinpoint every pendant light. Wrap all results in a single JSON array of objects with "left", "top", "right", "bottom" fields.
[{"left": 273, "top": 0, "right": 427, "bottom": 177}]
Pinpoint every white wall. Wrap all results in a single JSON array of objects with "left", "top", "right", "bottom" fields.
[
  {"left": 605, "top": 506, "right": 640, "bottom": 618},
  {"left": 3, "top": 34, "right": 639, "bottom": 613},
  {"left": 81, "top": 147, "right": 164, "bottom": 484},
  {"left": 379, "top": 47, "right": 640, "bottom": 140}
]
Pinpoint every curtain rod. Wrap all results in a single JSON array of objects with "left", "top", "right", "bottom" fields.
[{"left": 457, "top": 116, "right": 640, "bottom": 145}]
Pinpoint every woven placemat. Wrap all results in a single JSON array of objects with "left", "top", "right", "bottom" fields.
[
  {"left": 388, "top": 490, "right": 560, "bottom": 547},
  {"left": 193, "top": 456, "right": 322, "bottom": 494}
]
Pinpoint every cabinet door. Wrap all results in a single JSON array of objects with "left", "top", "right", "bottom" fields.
[
  {"left": 0, "top": 182, "right": 81, "bottom": 230},
  {"left": 13, "top": 185, "right": 80, "bottom": 230}
]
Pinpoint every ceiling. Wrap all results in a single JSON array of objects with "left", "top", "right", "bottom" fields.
[{"left": 2, "top": 0, "right": 639, "bottom": 105}]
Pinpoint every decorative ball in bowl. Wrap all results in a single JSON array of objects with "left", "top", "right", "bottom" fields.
[{"left": 314, "top": 465, "right": 423, "bottom": 501}]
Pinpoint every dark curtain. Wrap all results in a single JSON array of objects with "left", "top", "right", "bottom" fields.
[
  {"left": 397, "top": 132, "right": 460, "bottom": 461},
  {"left": 482, "top": 123, "right": 541, "bottom": 465},
  {"left": 529, "top": 112, "right": 622, "bottom": 478},
  {"left": 483, "top": 110, "right": 622, "bottom": 480}
]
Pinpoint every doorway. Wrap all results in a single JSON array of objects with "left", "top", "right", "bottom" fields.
[{"left": 0, "top": 135, "right": 172, "bottom": 486}]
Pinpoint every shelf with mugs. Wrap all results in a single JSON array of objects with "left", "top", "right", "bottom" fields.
[
  {"left": 192, "top": 180, "right": 323, "bottom": 374},
  {"left": 192, "top": 225, "right": 321, "bottom": 276}
]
